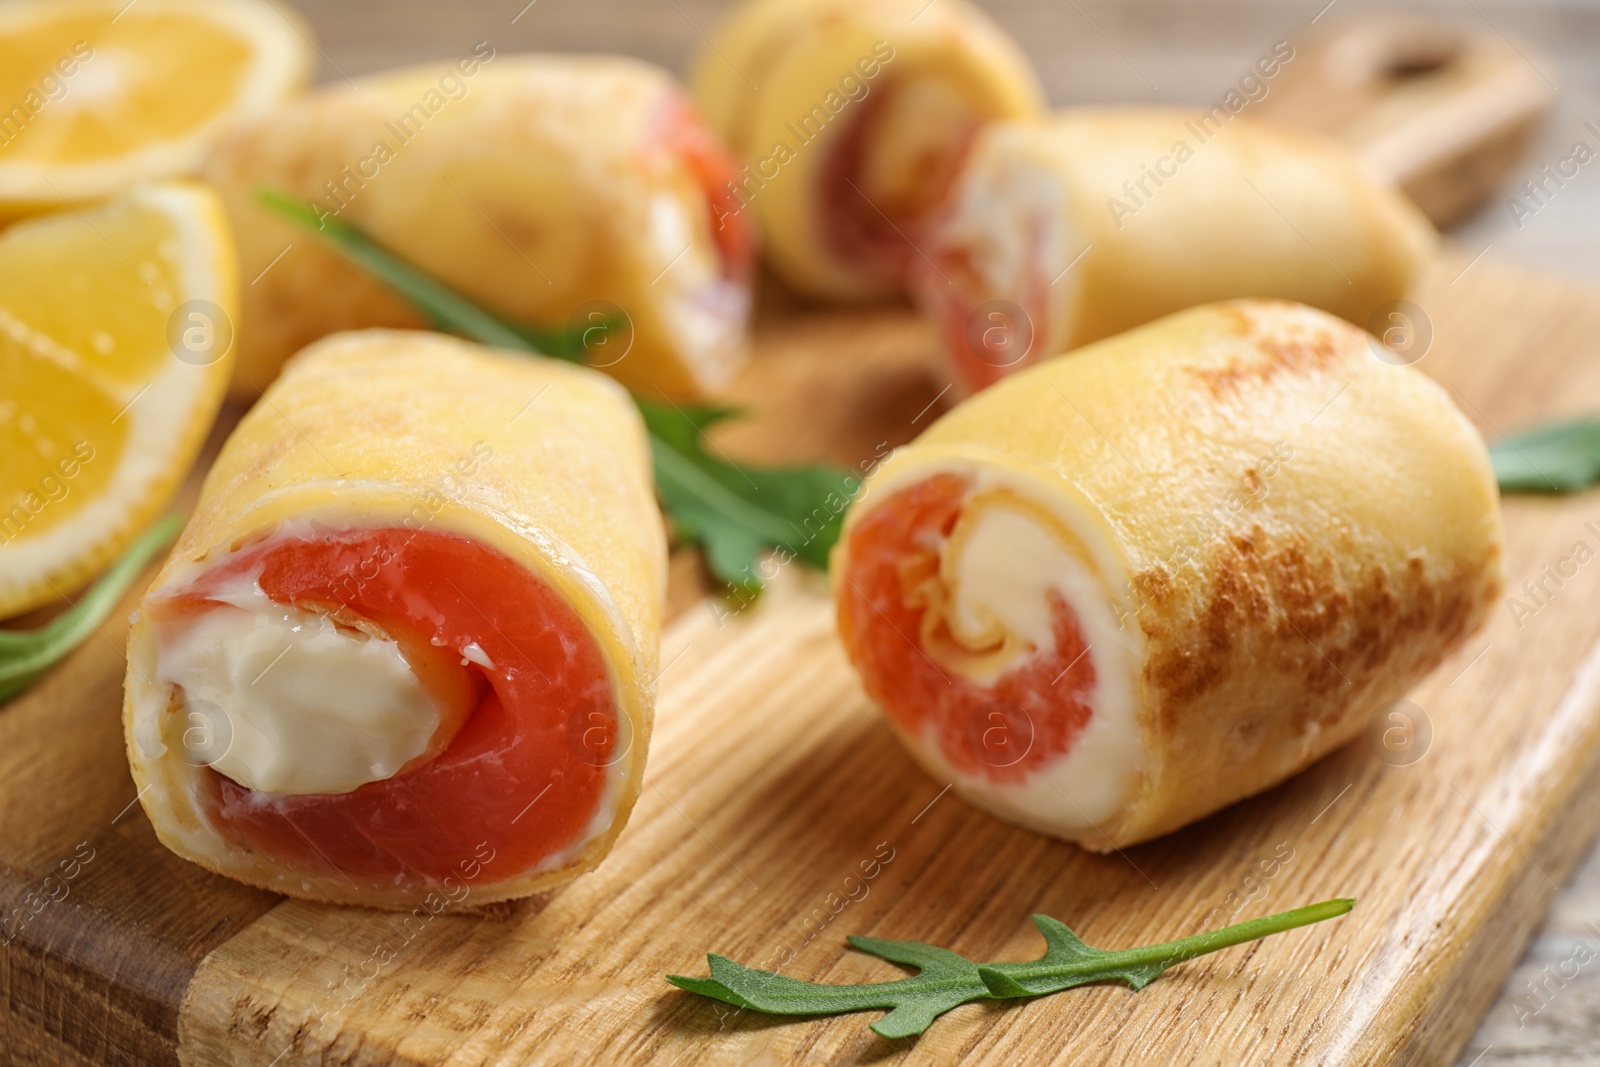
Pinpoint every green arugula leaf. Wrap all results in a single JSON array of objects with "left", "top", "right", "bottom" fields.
[
  {"left": 0, "top": 514, "right": 181, "bottom": 703},
  {"left": 635, "top": 400, "right": 742, "bottom": 454},
  {"left": 1489, "top": 416, "right": 1600, "bottom": 493},
  {"left": 637, "top": 397, "right": 854, "bottom": 583},
  {"left": 667, "top": 898, "right": 1354, "bottom": 1038},
  {"left": 674, "top": 937, "right": 990, "bottom": 1040},
  {"left": 259, "top": 190, "right": 855, "bottom": 595}
]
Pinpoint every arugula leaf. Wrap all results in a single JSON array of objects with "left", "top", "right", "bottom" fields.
[
  {"left": 259, "top": 190, "right": 855, "bottom": 595},
  {"left": 673, "top": 937, "right": 990, "bottom": 1040},
  {"left": 637, "top": 399, "right": 852, "bottom": 576},
  {"left": 667, "top": 898, "right": 1354, "bottom": 1038},
  {"left": 0, "top": 514, "right": 181, "bottom": 703},
  {"left": 1489, "top": 416, "right": 1600, "bottom": 493}
]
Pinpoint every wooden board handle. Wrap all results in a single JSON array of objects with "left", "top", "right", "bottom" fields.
[{"left": 1254, "top": 15, "right": 1557, "bottom": 227}]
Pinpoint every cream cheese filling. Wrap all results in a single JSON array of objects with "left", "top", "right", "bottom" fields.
[
  {"left": 154, "top": 574, "right": 441, "bottom": 796},
  {"left": 934, "top": 141, "right": 1076, "bottom": 372},
  {"left": 863, "top": 463, "right": 1145, "bottom": 836},
  {"left": 945, "top": 502, "right": 1092, "bottom": 682},
  {"left": 647, "top": 189, "right": 747, "bottom": 390}
]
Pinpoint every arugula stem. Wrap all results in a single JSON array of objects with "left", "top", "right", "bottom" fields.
[
  {"left": 1116, "top": 896, "right": 1355, "bottom": 969},
  {"left": 257, "top": 191, "right": 535, "bottom": 354},
  {"left": 0, "top": 514, "right": 182, "bottom": 702},
  {"left": 994, "top": 897, "right": 1355, "bottom": 987},
  {"left": 650, "top": 440, "right": 803, "bottom": 547}
]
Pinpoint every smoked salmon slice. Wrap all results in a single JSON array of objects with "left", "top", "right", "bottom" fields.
[
  {"left": 178, "top": 529, "right": 616, "bottom": 886},
  {"left": 125, "top": 331, "right": 663, "bottom": 908},
  {"left": 837, "top": 473, "right": 1096, "bottom": 784}
]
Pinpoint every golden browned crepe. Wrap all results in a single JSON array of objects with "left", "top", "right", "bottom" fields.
[
  {"left": 124, "top": 330, "right": 664, "bottom": 908},
  {"left": 694, "top": 0, "right": 1043, "bottom": 300},
  {"left": 919, "top": 109, "right": 1436, "bottom": 393},
  {"left": 834, "top": 301, "right": 1501, "bottom": 849},
  {"left": 204, "top": 53, "right": 751, "bottom": 399}
]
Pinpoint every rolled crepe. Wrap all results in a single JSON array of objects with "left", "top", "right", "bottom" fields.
[
  {"left": 123, "top": 330, "right": 664, "bottom": 908},
  {"left": 919, "top": 109, "right": 1436, "bottom": 393},
  {"left": 694, "top": 0, "right": 1042, "bottom": 300},
  {"left": 834, "top": 301, "right": 1501, "bottom": 849},
  {"left": 204, "top": 53, "right": 752, "bottom": 400}
]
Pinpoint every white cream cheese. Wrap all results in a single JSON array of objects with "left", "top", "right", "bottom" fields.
[
  {"left": 934, "top": 141, "right": 1076, "bottom": 372},
  {"left": 155, "top": 579, "right": 441, "bottom": 796},
  {"left": 647, "top": 189, "right": 747, "bottom": 390},
  {"left": 946, "top": 505, "right": 1083, "bottom": 675}
]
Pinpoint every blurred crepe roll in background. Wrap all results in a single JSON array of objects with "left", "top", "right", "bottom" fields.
[
  {"left": 694, "top": 0, "right": 1042, "bottom": 300},
  {"left": 124, "top": 331, "right": 664, "bottom": 908},
  {"left": 920, "top": 109, "right": 1436, "bottom": 394},
  {"left": 834, "top": 301, "right": 1501, "bottom": 849},
  {"left": 204, "top": 53, "right": 752, "bottom": 399}
]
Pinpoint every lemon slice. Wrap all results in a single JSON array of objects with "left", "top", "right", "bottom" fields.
[
  {"left": 0, "top": 181, "right": 236, "bottom": 617},
  {"left": 0, "top": 0, "right": 311, "bottom": 215}
]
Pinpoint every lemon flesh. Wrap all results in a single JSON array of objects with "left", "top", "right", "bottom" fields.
[
  {"left": 0, "top": 181, "right": 236, "bottom": 617},
  {"left": 0, "top": 0, "right": 310, "bottom": 213}
]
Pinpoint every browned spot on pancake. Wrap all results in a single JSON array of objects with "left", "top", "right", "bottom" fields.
[
  {"left": 484, "top": 210, "right": 547, "bottom": 253},
  {"left": 1133, "top": 568, "right": 1175, "bottom": 606},
  {"left": 1242, "top": 468, "right": 1263, "bottom": 500},
  {"left": 1142, "top": 643, "right": 1226, "bottom": 705},
  {"left": 1140, "top": 524, "right": 1500, "bottom": 710},
  {"left": 1190, "top": 324, "right": 1349, "bottom": 399},
  {"left": 1216, "top": 304, "right": 1256, "bottom": 337}
]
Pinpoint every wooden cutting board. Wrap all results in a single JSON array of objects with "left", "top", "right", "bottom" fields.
[{"left": 5, "top": 248, "right": 1600, "bottom": 1066}]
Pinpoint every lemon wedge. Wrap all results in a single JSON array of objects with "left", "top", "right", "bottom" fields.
[
  {"left": 0, "top": 181, "right": 236, "bottom": 617},
  {"left": 0, "top": 0, "right": 311, "bottom": 216}
]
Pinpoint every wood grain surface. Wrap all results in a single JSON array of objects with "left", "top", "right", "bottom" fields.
[
  {"left": 6, "top": 250, "right": 1600, "bottom": 1065},
  {"left": 2, "top": 2, "right": 1598, "bottom": 1063}
]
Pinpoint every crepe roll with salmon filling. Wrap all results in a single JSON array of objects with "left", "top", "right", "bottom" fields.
[
  {"left": 920, "top": 110, "right": 1435, "bottom": 394},
  {"left": 834, "top": 301, "right": 1501, "bottom": 849},
  {"left": 123, "top": 331, "right": 664, "bottom": 908},
  {"left": 205, "top": 54, "right": 752, "bottom": 400},
  {"left": 694, "top": 0, "right": 1043, "bottom": 301}
]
